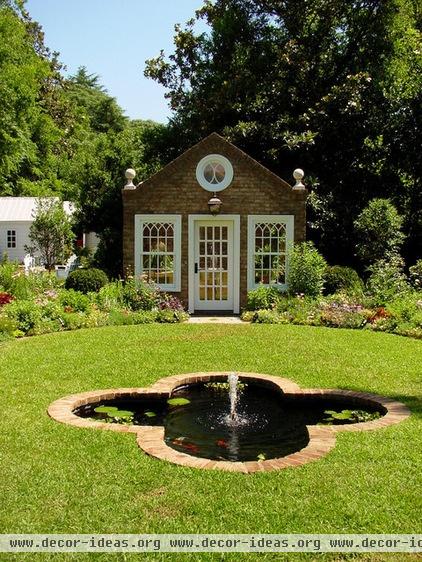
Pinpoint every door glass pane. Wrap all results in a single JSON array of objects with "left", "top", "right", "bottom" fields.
[{"left": 197, "top": 223, "right": 230, "bottom": 305}]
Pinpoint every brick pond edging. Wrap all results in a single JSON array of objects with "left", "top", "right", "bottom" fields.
[{"left": 47, "top": 372, "right": 410, "bottom": 473}]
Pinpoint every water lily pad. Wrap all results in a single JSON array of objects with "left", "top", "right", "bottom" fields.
[
  {"left": 94, "top": 406, "right": 118, "bottom": 414},
  {"left": 167, "top": 398, "right": 190, "bottom": 406},
  {"left": 111, "top": 410, "right": 134, "bottom": 418},
  {"left": 144, "top": 410, "right": 157, "bottom": 418}
]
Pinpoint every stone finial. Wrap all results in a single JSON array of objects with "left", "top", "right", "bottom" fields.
[
  {"left": 124, "top": 168, "right": 136, "bottom": 189},
  {"left": 292, "top": 168, "right": 305, "bottom": 190}
]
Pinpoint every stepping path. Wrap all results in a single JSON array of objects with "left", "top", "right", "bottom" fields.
[{"left": 188, "top": 316, "right": 244, "bottom": 324}]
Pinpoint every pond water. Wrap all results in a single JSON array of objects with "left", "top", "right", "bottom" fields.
[{"left": 73, "top": 381, "right": 384, "bottom": 462}]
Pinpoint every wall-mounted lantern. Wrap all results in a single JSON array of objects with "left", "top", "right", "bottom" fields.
[{"left": 208, "top": 193, "right": 222, "bottom": 215}]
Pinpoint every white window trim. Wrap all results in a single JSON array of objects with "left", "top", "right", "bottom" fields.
[
  {"left": 188, "top": 214, "right": 240, "bottom": 314},
  {"left": 247, "top": 215, "right": 294, "bottom": 291},
  {"left": 196, "top": 154, "right": 234, "bottom": 192},
  {"left": 7, "top": 229, "right": 16, "bottom": 249},
  {"left": 134, "top": 214, "right": 182, "bottom": 292}
]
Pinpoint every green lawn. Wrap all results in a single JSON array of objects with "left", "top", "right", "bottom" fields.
[{"left": 0, "top": 324, "right": 421, "bottom": 562}]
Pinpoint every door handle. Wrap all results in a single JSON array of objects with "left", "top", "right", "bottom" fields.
[{"left": 194, "top": 263, "right": 198, "bottom": 274}]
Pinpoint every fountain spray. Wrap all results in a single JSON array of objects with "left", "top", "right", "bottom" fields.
[{"left": 228, "top": 372, "right": 238, "bottom": 420}]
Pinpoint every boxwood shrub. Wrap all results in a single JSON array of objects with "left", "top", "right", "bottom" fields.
[
  {"left": 65, "top": 268, "right": 108, "bottom": 294},
  {"left": 324, "top": 266, "right": 364, "bottom": 295}
]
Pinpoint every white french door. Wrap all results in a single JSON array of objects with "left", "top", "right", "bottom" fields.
[{"left": 194, "top": 220, "right": 234, "bottom": 311}]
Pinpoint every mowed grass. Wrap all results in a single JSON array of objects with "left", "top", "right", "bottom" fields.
[{"left": 0, "top": 323, "right": 421, "bottom": 562}]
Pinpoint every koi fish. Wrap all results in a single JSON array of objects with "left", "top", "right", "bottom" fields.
[
  {"left": 216, "top": 439, "right": 228, "bottom": 449},
  {"left": 172, "top": 438, "right": 199, "bottom": 453}
]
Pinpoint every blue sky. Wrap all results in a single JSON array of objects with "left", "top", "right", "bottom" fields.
[{"left": 26, "top": 0, "right": 207, "bottom": 123}]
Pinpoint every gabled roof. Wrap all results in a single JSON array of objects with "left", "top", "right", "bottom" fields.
[
  {"left": 136, "top": 132, "right": 293, "bottom": 191},
  {"left": 0, "top": 197, "right": 74, "bottom": 222}
]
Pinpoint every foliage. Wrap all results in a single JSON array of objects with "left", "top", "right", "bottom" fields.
[
  {"left": 94, "top": 280, "right": 125, "bottom": 311},
  {"left": 249, "top": 309, "right": 286, "bottom": 324},
  {"left": 288, "top": 242, "right": 327, "bottom": 297},
  {"left": 122, "top": 277, "right": 160, "bottom": 311},
  {"left": 156, "top": 309, "right": 189, "bottom": 323},
  {"left": 0, "top": 260, "right": 19, "bottom": 292},
  {"left": 354, "top": 199, "right": 405, "bottom": 265},
  {"left": 28, "top": 199, "right": 74, "bottom": 270},
  {"left": 323, "top": 266, "right": 364, "bottom": 296},
  {"left": 385, "top": 293, "right": 422, "bottom": 324},
  {"left": 145, "top": 0, "right": 422, "bottom": 267},
  {"left": 275, "top": 294, "right": 321, "bottom": 325},
  {"left": 0, "top": 4, "right": 73, "bottom": 196},
  {"left": 0, "top": 315, "right": 17, "bottom": 339},
  {"left": 245, "top": 290, "right": 422, "bottom": 339},
  {"left": 366, "top": 253, "right": 410, "bottom": 306},
  {"left": 322, "top": 409, "right": 381, "bottom": 424},
  {"left": 0, "top": 265, "right": 188, "bottom": 338},
  {"left": 246, "top": 285, "right": 281, "bottom": 310},
  {"left": 409, "top": 259, "right": 422, "bottom": 290},
  {"left": 3, "top": 299, "right": 42, "bottom": 332},
  {"left": 58, "top": 289, "right": 91, "bottom": 313},
  {"left": 65, "top": 268, "right": 108, "bottom": 294}
]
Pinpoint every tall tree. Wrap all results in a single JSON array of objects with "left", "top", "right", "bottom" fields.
[
  {"left": 0, "top": 1, "right": 76, "bottom": 197},
  {"left": 145, "top": 0, "right": 422, "bottom": 265}
]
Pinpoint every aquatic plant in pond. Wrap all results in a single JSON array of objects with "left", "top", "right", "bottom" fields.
[{"left": 322, "top": 409, "right": 381, "bottom": 424}]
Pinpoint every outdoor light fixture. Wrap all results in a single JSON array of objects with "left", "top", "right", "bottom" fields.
[{"left": 208, "top": 193, "right": 222, "bottom": 215}]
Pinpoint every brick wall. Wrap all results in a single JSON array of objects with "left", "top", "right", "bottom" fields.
[{"left": 122, "top": 133, "right": 307, "bottom": 310}]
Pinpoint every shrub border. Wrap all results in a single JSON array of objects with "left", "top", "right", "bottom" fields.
[{"left": 48, "top": 372, "right": 410, "bottom": 473}]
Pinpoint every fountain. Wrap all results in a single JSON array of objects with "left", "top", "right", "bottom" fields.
[
  {"left": 228, "top": 372, "right": 238, "bottom": 421},
  {"left": 67, "top": 372, "right": 391, "bottom": 467}
]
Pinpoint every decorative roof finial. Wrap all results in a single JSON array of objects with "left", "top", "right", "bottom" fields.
[
  {"left": 124, "top": 168, "right": 136, "bottom": 189},
  {"left": 292, "top": 168, "right": 305, "bottom": 190}
]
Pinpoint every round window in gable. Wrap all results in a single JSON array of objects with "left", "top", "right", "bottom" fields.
[{"left": 196, "top": 154, "right": 234, "bottom": 192}]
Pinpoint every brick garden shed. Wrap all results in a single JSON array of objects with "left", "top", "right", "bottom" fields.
[{"left": 122, "top": 133, "right": 307, "bottom": 314}]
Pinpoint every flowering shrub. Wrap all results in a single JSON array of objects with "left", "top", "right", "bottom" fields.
[
  {"left": 158, "top": 293, "right": 185, "bottom": 311},
  {"left": 245, "top": 290, "right": 422, "bottom": 338},
  {"left": 366, "top": 254, "right": 409, "bottom": 306},
  {"left": 319, "top": 301, "right": 368, "bottom": 329},
  {"left": 0, "top": 292, "right": 14, "bottom": 306},
  {"left": 409, "top": 260, "right": 422, "bottom": 290},
  {"left": 122, "top": 277, "right": 160, "bottom": 311}
]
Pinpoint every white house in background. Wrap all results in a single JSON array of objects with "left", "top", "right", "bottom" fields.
[
  {"left": 0, "top": 197, "right": 100, "bottom": 266},
  {"left": 0, "top": 197, "right": 75, "bottom": 263}
]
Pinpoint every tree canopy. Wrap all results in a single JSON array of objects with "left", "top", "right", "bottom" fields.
[
  {"left": 145, "top": 0, "right": 422, "bottom": 266},
  {"left": 0, "top": 0, "right": 420, "bottom": 277}
]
